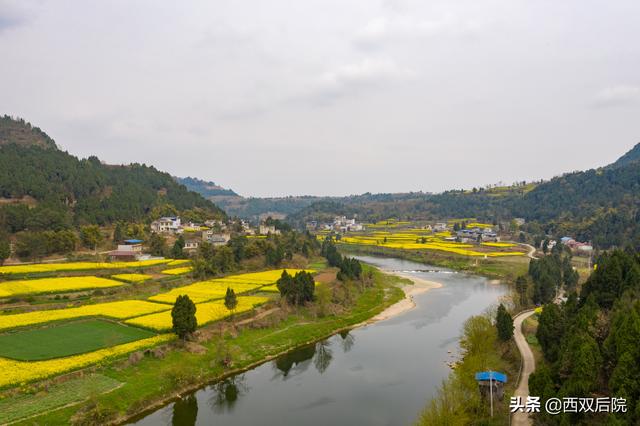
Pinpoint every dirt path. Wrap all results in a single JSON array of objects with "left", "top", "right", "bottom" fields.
[
  {"left": 523, "top": 243, "right": 538, "bottom": 260},
  {"left": 512, "top": 309, "right": 536, "bottom": 426}
]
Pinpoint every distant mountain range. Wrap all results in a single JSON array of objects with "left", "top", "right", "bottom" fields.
[
  {"left": 287, "top": 143, "right": 640, "bottom": 249},
  {"left": 176, "top": 177, "right": 238, "bottom": 197},
  {"left": 182, "top": 142, "right": 640, "bottom": 249}
]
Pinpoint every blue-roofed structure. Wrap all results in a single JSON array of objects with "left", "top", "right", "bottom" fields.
[
  {"left": 475, "top": 371, "right": 507, "bottom": 383},
  {"left": 124, "top": 239, "right": 144, "bottom": 244}
]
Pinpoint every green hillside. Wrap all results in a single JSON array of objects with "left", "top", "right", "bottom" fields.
[{"left": 0, "top": 116, "right": 225, "bottom": 234}]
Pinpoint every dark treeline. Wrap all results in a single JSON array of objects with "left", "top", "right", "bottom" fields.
[
  {"left": 531, "top": 249, "right": 640, "bottom": 424},
  {"left": 320, "top": 237, "right": 362, "bottom": 281}
]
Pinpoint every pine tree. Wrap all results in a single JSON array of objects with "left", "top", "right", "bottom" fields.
[
  {"left": 171, "top": 295, "right": 197, "bottom": 340},
  {"left": 224, "top": 287, "right": 238, "bottom": 317},
  {"left": 496, "top": 303, "right": 514, "bottom": 341},
  {"left": 0, "top": 235, "right": 10, "bottom": 265}
]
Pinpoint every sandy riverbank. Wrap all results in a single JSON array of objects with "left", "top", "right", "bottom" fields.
[{"left": 368, "top": 271, "right": 443, "bottom": 322}]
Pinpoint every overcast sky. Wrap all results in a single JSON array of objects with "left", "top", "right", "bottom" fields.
[{"left": 1, "top": 0, "right": 639, "bottom": 197}]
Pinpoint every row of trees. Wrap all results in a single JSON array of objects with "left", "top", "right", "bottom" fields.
[
  {"left": 276, "top": 270, "right": 315, "bottom": 305},
  {"left": 530, "top": 249, "right": 640, "bottom": 424},
  {"left": 320, "top": 237, "right": 362, "bottom": 281}
]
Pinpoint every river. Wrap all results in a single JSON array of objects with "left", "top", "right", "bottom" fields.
[{"left": 132, "top": 255, "right": 508, "bottom": 426}]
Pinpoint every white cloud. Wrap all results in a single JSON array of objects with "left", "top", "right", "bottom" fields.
[
  {"left": 354, "top": 15, "right": 484, "bottom": 49},
  {"left": 293, "top": 58, "right": 412, "bottom": 106},
  {"left": 593, "top": 86, "right": 640, "bottom": 108}
]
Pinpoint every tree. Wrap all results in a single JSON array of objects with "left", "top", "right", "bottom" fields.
[
  {"left": 148, "top": 233, "right": 168, "bottom": 257},
  {"left": 224, "top": 287, "right": 238, "bottom": 318},
  {"left": 536, "top": 303, "right": 565, "bottom": 362},
  {"left": 171, "top": 295, "right": 197, "bottom": 340},
  {"left": 515, "top": 275, "right": 529, "bottom": 307},
  {"left": 495, "top": 304, "right": 514, "bottom": 341},
  {"left": 113, "top": 222, "right": 124, "bottom": 243},
  {"left": 0, "top": 235, "right": 10, "bottom": 265},
  {"left": 277, "top": 270, "right": 315, "bottom": 305},
  {"left": 80, "top": 225, "right": 103, "bottom": 251},
  {"left": 171, "top": 235, "right": 185, "bottom": 259}
]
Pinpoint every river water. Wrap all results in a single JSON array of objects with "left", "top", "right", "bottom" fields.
[{"left": 132, "top": 255, "right": 507, "bottom": 426}]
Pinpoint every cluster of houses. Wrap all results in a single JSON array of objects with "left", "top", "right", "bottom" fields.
[
  {"left": 306, "top": 216, "right": 365, "bottom": 233},
  {"left": 105, "top": 217, "right": 283, "bottom": 258},
  {"left": 455, "top": 227, "right": 499, "bottom": 243},
  {"left": 544, "top": 237, "right": 593, "bottom": 254}
]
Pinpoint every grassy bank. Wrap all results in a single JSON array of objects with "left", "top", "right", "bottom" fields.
[
  {"left": 416, "top": 315, "right": 521, "bottom": 425},
  {"left": 340, "top": 244, "right": 529, "bottom": 283},
  {"left": 12, "top": 266, "right": 405, "bottom": 425}
]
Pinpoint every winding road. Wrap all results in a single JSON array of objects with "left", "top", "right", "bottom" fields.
[{"left": 511, "top": 309, "right": 536, "bottom": 425}]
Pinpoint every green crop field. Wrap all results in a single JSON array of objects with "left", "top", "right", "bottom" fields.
[{"left": 0, "top": 319, "right": 156, "bottom": 361}]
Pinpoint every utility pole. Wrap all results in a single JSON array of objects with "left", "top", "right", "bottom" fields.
[{"left": 489, "top": 370, "right": 494, "bottom": 417}]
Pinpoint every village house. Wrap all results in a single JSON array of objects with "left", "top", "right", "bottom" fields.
[
  {"left": 150, "top": 216, "right": 181, "bottom": 234},
  {"left": 560, "top": 236, "right": 593, "bottom": 253},
  {"left": 107, "top": 239, "right": 145, "bottom": 261},
  {"left": 457, "top": 227, "right": 499, "bottom": 242},
  {"left": 259, "top": 224, "right": 280, "bottom": 235},
  {"left": 184, "top": 239, "right": 200, "bottom": 252},
  {"left": 433, "top": 223, "right": 448, "bottom": 232},
  {"left": 333, "top": 216, "right": 364, "bottom": 232},
  {"left": 202, "top": 230, "right": 231, "bottom": 246}
]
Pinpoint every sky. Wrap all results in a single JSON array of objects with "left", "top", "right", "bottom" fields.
[{"left": 0, "top": 0, "right": 639, "bottom": 197}]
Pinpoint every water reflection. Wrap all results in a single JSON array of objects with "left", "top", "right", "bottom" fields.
[
  {"left": 313, "top": 340, "right": 333, "bottom": 374},
  {"left": 171, "top": 394, "right": 197, "bottom": 426},
  {"left": 273, "top": 338, "right": 341, "bottom": 378},
  {"left": 208, "top": 376, "right": 249, "bottom": 414},
  {"left": 274, "top": 343, "right": 316, "bottom": 377},
  {"left": 339, "top": 330, "right": 355, "bottom": 353}
]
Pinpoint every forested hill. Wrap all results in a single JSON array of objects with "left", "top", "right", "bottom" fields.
[
  {"left": 176, "top": 176, "right": 238, "bottom": 197},
  {"left": 0, "top": 115, "right": 57, "bottom": 149},
  {"left": 0, "top": 117, "right": 225, "bottom": 232},
  {"left": 290, "top": 143, "right": 640, "bottom": 249},
  {"left": 607, "top": 142, "right": 640, "bottom": 169}
]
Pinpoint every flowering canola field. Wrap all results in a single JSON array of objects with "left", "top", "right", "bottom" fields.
[
  {"left": 0, "top": 334, "right": 172, "bottom": 388},
  {"left": 0, "top": 300, "right": 171, "bottom": 332},
  {"left": 0, "top": 259, "right": 175, "bottom": 276},
  {"left": 0, "top": 276, "right": 124, "bottom": 297},
  {"left": 111, "top": 273, "right": 153, "bottom": 283},
  {"left": 337, "top": 232, "right": 524, "bottom": 257},
  {"left": 125, "top": 296, "right": 269, "bottom": 330},
  {"left": 149, "top": 269, "right": 311, "bottom": 304},
  {"left": 161, "top": 267, "right": 192, "bottom": 275}
]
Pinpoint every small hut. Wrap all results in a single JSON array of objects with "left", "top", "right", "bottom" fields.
[{"left": 475, "top": 371, "right": 507, "bottom": 400}]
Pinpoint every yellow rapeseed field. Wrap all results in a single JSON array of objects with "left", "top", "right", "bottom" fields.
[
  {"left": 466, "top": 222, "right": 493, "bottom": 229},
  {"left": 0, "top": 259, "right": 175, "bottom": 276},
  {"left": 125, "top": 296, "right": 269, "bottom": 330},
  {"left": 481, "top": 242, "right": 516, "bottom": 248},
  {"left": 0, "top": 300, "right": 171, "bottom": 331},
  {"left": 161, "top": 267, "right": 192, "bottom": 275},
  {"left": 166, "top": 259, "right": 191, "bottom": 267},
  {"left": 149, "top": 269, "right": 311, "bottom": 304},
  {"left": 337, "top": 232, "right": 524, "bottom": 257},
  {"left": 0, "top": 334, "right": 172, "bottom": 388},
  {"left": 0, "top": 276, "right": 124, "bottom": 297},
  {"left": 111, "top": 273, "right": 153, "bottom": 283}
]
